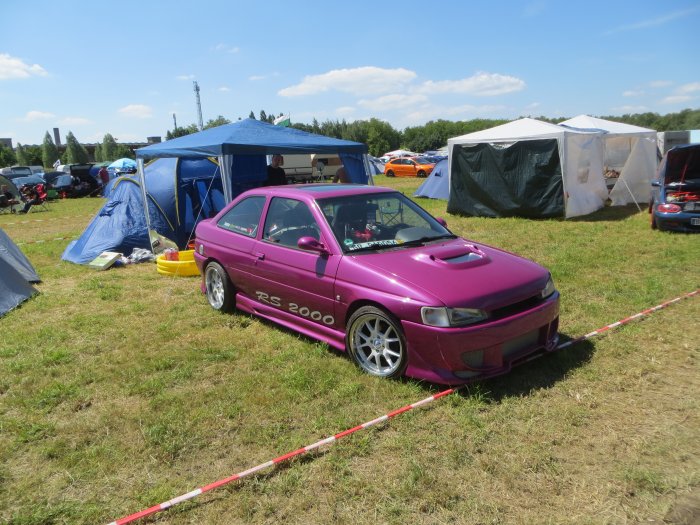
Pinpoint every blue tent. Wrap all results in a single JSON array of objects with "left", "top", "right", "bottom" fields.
[
  {"left": 413, "top": 159, "right": 450, "bottom": 200},
  {"left": 1, "top": 227, "right": 39, "bottom": 316},
  {"left": 136, "top": 118, "right": 370, "bottom": 187},
  {"left": 62, "top": 157, "right": 221, "bottom": 264}
]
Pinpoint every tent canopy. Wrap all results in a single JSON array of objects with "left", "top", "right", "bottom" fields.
[
  {"left": 559, "top": 115, "right": 657, "bottom": 205},
  {"left": 0, "top": 227, "right": 39, "bottom": 316},
  {"left": 136, "top": 118, "right": 368, "bottom": 159},
  {"left": 448, "top": 118, "right": 607, "bottom": 218},
  {"left": 414, "top": 158, "right": 449, "bottom": 200}
]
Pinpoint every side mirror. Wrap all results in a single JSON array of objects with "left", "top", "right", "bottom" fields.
[
  {"left": 651, "top": 180, "right": 661, "bottom": 187},
  {"left": 298, "top": 236, "right": 328, "bottom": 254},
  {"left": 435, "top": 217, "right": 448, "bottom": 227}
]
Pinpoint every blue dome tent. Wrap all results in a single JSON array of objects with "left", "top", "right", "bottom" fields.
[
  {"left": 62, "top": 157, "right": 221, "bottom": 264},
  {"left": 414, "top": 159, "right": 450, "bottom": 200}
]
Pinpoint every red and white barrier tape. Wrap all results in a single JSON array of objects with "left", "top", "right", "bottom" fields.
[{"left": 107, "top": 289, "right": 698, "bottom": 525}]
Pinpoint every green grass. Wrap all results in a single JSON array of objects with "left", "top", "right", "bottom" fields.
[{"left": 0, "top": 183, "right": 698, "bottom": 524}]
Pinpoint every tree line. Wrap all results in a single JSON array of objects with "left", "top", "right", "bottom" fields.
[{"left": 2, "top": 108, "right": 698, "bottom": 169}]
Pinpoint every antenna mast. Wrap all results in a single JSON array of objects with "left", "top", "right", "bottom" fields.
[
  {"left": 193, "top": 81, "right": 204, "bottom": 130},
  {"left": 172, "top": 113, "right": 177, "bottom": 130}
]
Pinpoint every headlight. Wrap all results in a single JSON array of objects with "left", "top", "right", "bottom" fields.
[
  {"left": 541, "top": 276, "right": 556, "bottom": 299},
  {"left": 421, "top": 306, "right": 487, "bottom": 327}
]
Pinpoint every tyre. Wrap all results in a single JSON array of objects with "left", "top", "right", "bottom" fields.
[
  {"left": 204, "top": 261, "right": 235, "bottom": 312},
  {"left": 386, "top": 170, "right": 395, "bottom": 177},
  {"left": 417, "top": 170, "right": 427, "bottom": 178},
  {"left": 346, "top": 306, "right": 408, "bottom": 379}
]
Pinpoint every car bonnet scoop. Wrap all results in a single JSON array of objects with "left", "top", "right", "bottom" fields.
[{"left": 413, "top": 243, "right": 489, "bottom": 269}]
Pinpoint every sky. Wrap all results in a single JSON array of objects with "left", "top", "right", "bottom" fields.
[{"left": 1, "top": 0, "right": 698, "bottom": 147}]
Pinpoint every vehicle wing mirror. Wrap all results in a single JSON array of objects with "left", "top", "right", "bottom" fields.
[
  {"left": 651, "top": 180, "right": 661, "bottom": 187},
  {"left": 435, "top": 217, "right": 448, "bottom": 227},
  {"left": 298, "top": 236, "right": 328, "bottom": 254}
]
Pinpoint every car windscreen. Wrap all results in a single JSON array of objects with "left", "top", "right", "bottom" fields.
[{"left": 317, "top": 192, "right": 454, "bottom": 253}]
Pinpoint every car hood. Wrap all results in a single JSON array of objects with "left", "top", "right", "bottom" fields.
[{"left": 340, "top": 238, "right": 549, "bottom": 310}]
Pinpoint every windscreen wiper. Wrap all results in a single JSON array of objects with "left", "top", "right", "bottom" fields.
[{"left": 400, "top": 233, "right": 457, "bottom": 246}]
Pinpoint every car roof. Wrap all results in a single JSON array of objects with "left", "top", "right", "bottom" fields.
[{"left": 244, "top": 184, "right": 396, "bottom": 200}]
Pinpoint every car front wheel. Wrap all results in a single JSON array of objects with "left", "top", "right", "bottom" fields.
[
  {"left": 386, "top": 170, "right": 395, "bottom": 177},
  {"left": 417, "top": 170, "right": 426, "bottom": 178},
  {"left": 204, "top": 261, "right": 235, "bottom": 312},
  {"left": 346, "top": 306, "right": 407, "bottom": 379}
]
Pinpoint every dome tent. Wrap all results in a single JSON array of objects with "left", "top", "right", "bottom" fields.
[
  {"left": 62, "top": 157, "right": 222, "bottom": 264},
  {"left": 447, "top": 118, "right": 607, "bottom": 218},
  {"left": 413, "top": 158, "right": 449, "bottom": 200},
  {"left": 0, "top": 227, "right": 39, "bottom": 316}
]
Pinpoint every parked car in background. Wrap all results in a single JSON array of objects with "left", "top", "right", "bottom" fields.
[
  {"left": 11, "top": 175, "right": 45, "bottom": 192},
  {"left": 650, "top": 144, "right": 700, "bottom": 232},
  {"left": 0, "top": 166, "right": 34, "bottom": 180},
  {"left": 194, "top": 184, "right": 559, "bottom": 385},
  {"left": 383, "top": 156, "right": 436, "bottom": 178}
]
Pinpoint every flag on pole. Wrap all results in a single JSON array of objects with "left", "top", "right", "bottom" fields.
[
  {"left": 274, "top": 114, "right": 291, "bottom": 127},
  {"left": 53, "top": 159, "right": 60, "bottom": 168}
]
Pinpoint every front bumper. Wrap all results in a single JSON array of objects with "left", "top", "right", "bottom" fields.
[{"left": 401, "top": 293, "right": 560, "bottom": 385}]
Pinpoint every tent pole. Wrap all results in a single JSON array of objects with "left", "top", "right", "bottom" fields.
[
  {"left": 617, "top": 173, "right": 643, "bottom": 212},
  {"left": 362, "top": 154, "right": 374, "bottom": 185},
  {"left": 136, "top": 158, "right": 155, "bottom": 253},
  {"left": 219, "top": 155, "right": 232, "bottom": 203}
]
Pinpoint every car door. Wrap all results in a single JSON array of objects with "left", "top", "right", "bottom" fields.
[
  {"left": 250, "top": 197, "right": 340, "bottom": 328},
  {"left": 211, "top": 195, "right": 267, "bottom": 297}
]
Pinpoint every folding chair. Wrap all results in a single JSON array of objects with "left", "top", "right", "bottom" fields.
[{"left": 27, "top": 184, "right": 49, "bottom": 213}]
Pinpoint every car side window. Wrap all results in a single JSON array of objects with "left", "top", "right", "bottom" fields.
[
  {"left": 217, "top": 196, "right": 265, "bottom": 237},
  {"left": 263, "top": 198, "right": 320, "bottom": 248}
]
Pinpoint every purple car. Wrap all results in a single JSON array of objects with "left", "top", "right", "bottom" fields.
[{"left": 194, "top": 184, "right": 559, "bottom": 385}]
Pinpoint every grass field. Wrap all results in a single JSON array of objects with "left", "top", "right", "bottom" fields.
[{"left": 1, "top": 177, "right": 698, "bottom": 525}]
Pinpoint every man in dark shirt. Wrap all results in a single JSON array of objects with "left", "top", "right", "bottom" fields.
[{"left": 266, "top": 154, "right": 287, "bottom": 186}]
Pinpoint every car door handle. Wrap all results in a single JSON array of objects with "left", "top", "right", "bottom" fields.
[{"left": 254, "top": 252, "right": 265, "bottom": 261}]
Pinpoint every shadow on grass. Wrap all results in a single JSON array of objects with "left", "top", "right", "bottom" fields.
[
  {"left": 566, "top": 203, "right": 642, "bottom": 222},
  {"left": 452, "top": 336, "right": 596, "bottom": 402}
]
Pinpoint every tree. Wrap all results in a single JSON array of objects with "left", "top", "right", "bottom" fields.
[
  {"left": 259, "top": 110, "right": 268, "bottom": 123},
  {"left": 100, "top": 133, "right": 118, "bottom": 161},
  {"left": 0, "top": 144, "right": 16, "bottom": 167},
  {"left": 64, "top": 131, "right": 89, "bottom": 164},
  {"left": 204, "top": 116, "right": 231, "bottom": 129},
  {"left": 114, "top": 144, "right": 134, "bottom": 159},
  {"left": 42, "top": 132, "right": 60, "bottom": 168},
  {"left": 15, "top": 143, "right": 28, "bottom": 165},
  {"left": 248, "top": 111, "right": 256, "bottom": 119},
  {"left": 165, "top": 124, "right": 199, "bottom": 140},
  {"left": 23, "top": 145, "right": 43, "bottom": 166}
]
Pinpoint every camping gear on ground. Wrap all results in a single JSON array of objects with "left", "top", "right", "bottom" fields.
[{"left": 156, "top": 250, "right": 199, "bottom": 277}]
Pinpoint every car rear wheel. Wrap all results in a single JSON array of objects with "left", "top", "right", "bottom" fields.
[
  {"left": 204, "top": 261, "right": 235, "bottom": 312},
  {"left": 417, "top": 170, "right": 427, "bottom": 178},
  {"left": 386, "top": 170, "right": 395, "bottom": 177},
  {"left": 346, "top": 306, "right": 407, "bottom": 379}
]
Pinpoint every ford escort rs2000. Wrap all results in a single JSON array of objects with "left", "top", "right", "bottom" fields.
[{"left": 194, "top": 184, "right": 560, "bottom": 385}]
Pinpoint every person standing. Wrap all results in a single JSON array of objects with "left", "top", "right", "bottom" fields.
[{"left": 266, "top": 154, "right": 287, "bottom": 186}]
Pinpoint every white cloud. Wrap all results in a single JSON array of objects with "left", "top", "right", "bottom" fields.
[
  {"left": 279, "top": 67, "right": 416, "bottom": 97},
  {"left": 604, "top": 7, "right": 700, "bottom": 35},
  {"left": 60, "top": 117, "right": 90, "bottom": 126},
  {"left": 22, "top": 110, "right": 55, "bottom": 121},
  {"left": 335, "top": 106, "right": 355, "bottom": 116},
  {"left": 416, "top": 72, "right": 525, "bottom": 97},
  {"left": 0, "top": 54, "right": 48, "bottom": 80},
  {"left": 677, "top": 82, "right": 700, "bottom": 95},
  {"left": 118, "top": 104, "right": 153, "bottom": 119},
  {"left": 623, "top": 90, "right": 644, "bottom": 97},
  {"left": 177, "top": 74, "right": 195, "bottom": 81},
  {"left": 661, "top": 95, "right": 692, "bottom": 104},
  {"left": 524, "top": 102, "right": 541, "bottom": 110},
  {"left": 214, "top": 43, "right": 240, "bottom": 54},
  {"left": 249, "top": 75, "right": 266, "bottom": 81},
  {"left": 649, "top": 80, "right": 672, "bottom": 88},
  {"left": 218, "top": 86, "right": 231, "bottom": 92},
  {"left": 358, "top": 94, "right": 429, "bottom": 111},
  {"left": 612, "top": 105, "right": 650, "bottom": 113}
]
